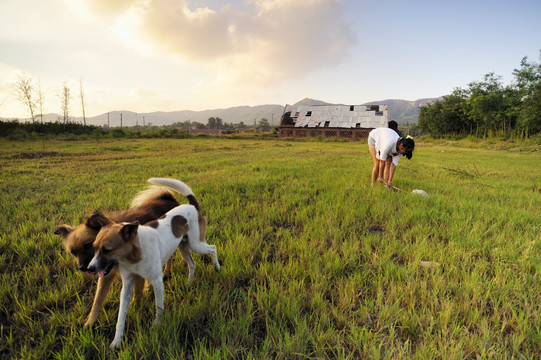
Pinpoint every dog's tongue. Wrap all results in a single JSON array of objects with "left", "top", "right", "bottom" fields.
[{"left": 85, "top": 270, "right": 104, "bottom": 277}]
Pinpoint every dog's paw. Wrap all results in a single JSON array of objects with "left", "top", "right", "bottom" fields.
[
  {"left": 110, "top": 339, "right": 121, "bottom": 350},
  {"left": 154, "top": 311, "right": 163, "bottom": 325}
]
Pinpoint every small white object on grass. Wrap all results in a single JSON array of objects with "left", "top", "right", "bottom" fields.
[
  {"left": 420, "top": 261, "right": 440, "bottom": 269},
  {"left": 411, "top": 189, "right": 429, "bottom": 197}
]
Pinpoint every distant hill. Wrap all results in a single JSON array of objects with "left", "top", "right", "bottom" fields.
[
  {"left": 81, "top": 104, "right": 286, "bottom": 127},
  {"left": 3, "top": 97, "right": 440, "bottom": 126},
  {"left": 364, "top": 98, "right": 441, "bottom": 124},
  {"left": 292, "top": 98, "right": 334, "bottom": 107}
]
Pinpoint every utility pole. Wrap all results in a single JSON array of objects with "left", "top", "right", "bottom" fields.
[
  {"left": 107, "top": 112, "right": 110, "bottom": 127},
  {"left": 120, "top": 113, "right": 123, "bottom": 127}
]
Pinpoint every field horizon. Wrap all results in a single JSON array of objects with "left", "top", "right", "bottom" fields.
[{"left": 0, "top": 137, "right": 539, "bottom": 359}]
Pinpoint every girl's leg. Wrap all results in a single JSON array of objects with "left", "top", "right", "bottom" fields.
[
  {"left": 377, "top": 160, "right": 385, "bottom": 182},
  {"left": 382, "top": 157, "right": 391, "bottom": 184},
  {"left": 369, "top": 145, "right": 378, "bottom": 185}
]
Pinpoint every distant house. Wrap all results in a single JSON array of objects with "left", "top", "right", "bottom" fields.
[{"left": 278, "top": 104, "right": 389, "bottom": 140}]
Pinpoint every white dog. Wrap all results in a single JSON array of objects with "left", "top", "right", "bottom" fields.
[{"left": 87, "top": 180, "right": 220, "bottom": 349}]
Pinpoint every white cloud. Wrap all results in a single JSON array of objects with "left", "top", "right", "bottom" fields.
[
  {"left": 75, "top": 0, "right": 356, "bottom": 82},
  {"left": 1, "top": 0, "right": 357, "bottom": 117}
]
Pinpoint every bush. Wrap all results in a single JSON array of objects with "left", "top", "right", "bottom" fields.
[
  {"left": 529, "top": 132, "right": 541, "bottom": 145},
  {"left": 111, "top": 128, "right": 126, "bottom": 138},
  {"left": 91, "top": 128, "right": 107, "bottom": 139},
  {"left": 7, "top": 128, "right": 28, "bottom": 141}
]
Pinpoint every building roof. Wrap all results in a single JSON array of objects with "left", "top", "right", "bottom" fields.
[{"left": 281, "top": 104, "right": 388, "bottom": 129}]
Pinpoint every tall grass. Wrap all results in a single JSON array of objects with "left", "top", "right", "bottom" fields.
[{"left": 0, "top": 137, "right": 539, "bottom": 359}]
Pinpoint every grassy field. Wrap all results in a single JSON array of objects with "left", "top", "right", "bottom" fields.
[{"left": 0, "top": 137, "right": 539, "bottom": 359}]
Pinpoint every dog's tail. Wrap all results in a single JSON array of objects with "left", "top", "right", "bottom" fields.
[{"left": 145, "top": 178, "right": 201, "bottom": 211}]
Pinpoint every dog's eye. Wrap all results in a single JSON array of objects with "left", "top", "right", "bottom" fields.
[
  {"left": 70, "top": 249, "right": 77, "bottom": 256},
  {"left": 102, "top": 248, "right": 112, "bottom": 254},
  {"left": 83, "top": 243, "right": 93, "bottom": 250}
]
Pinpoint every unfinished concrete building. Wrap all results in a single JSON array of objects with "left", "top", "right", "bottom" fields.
[{"left": 278, "top": 104, "right": 389, "bottom": 140}]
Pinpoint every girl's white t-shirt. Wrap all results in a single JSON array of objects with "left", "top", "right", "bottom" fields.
[{"left": 369, "top": 128, "right": 402, "bottom": 166}]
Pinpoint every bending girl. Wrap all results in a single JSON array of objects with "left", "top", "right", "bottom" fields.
[{"left": 367, "top": 127, "right": 415, "bottom": 188}]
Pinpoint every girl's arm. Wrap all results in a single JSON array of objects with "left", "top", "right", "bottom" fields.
[{"left": 385, "top": 161, "right": 397, "bottom": 187}]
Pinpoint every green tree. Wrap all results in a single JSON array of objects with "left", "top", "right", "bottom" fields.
[
  {"left": 467, "top": 73, "right": 506, "bottom": 138},
  {"left": 257, "top": 118, "right": 271, "bottom": 132},
  {"left": 418, "top": 100, "right": 442, "bottom": 136},
  {"left": 192, "top": 121, "right": 207, "bottom": 129},
  {"left": 512, "top": 53, "right": 541, "bottom": 137},
  {"left": 207, "top": 117, "right": 223, "bottom": 129},
  {"left": 417, "top": 51, "right": 541, "bottom": 138},
  {"left": 418, "top": 88, "right": 469, "bottom": 137},
  {"left": 501, "top": 85, "right": 520, "bottom": 136}
]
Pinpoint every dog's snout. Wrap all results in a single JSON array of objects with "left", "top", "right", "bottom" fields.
[{"left": 78, "top": 264, "right": 88, "bottom": 272}]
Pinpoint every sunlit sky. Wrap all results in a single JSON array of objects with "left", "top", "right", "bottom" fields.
[{"left": 1, "top": 0, "right": 540, "bottom": 118}]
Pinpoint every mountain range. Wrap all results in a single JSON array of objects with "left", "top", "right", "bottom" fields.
[{"left": 7, "top": 97, "right": 440, "bottom": 127}]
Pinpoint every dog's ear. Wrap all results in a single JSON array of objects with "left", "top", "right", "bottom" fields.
[
  {"left": 121, "top": 221, "right": 139, "bottom": 241},
  {"left": 86, "top": 212, "right": 111, "bottom": 231},
  {"left": 53, "top": 225, "right": 73, "bottom": 238}
]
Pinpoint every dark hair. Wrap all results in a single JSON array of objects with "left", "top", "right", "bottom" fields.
[
  {"left": 399, "top": 137, "right": 415, "bottom": 159},
  {"left": 388, "top": 120, "right": 403, "bottom": 136}
]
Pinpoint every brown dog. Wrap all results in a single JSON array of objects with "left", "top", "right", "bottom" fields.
[
  {"left": 54, "top": 179, "right": 196, "bottom": 328},
  {"left": 87, "top": 190, "right": 220, "bottom": 349}
]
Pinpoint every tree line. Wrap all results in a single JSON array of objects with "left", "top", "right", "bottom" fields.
[
  {"left": 166, "top": 117, "right": 272, "bottom": 132},
  {"left": 6, "top": 73, "right": 275, "bottom": 134},
  {"left": 418, "top": 52, "right": 541, "bottom": 138},
  {"left": 0, "top": 116, "right": 276, "bottom": 140}
]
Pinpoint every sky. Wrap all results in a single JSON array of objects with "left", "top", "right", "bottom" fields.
[{"left": 1, "top": 0, "right": 540, "bottom": 119}]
